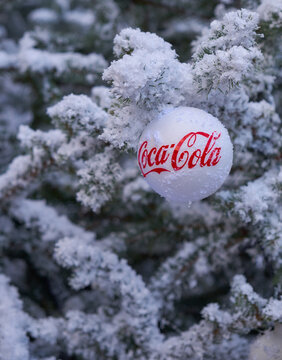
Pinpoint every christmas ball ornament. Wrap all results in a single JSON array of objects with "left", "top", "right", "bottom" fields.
[
  {"left": 249, "top": 325, "right": 282, "bottom": 360},
  {"left": 137, "top": 107, "right": 233, "bottom": 203}
]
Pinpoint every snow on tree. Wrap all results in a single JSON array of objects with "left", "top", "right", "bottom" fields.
[{"left": 0, "top": 0, "right": 281, "bottom": 359}]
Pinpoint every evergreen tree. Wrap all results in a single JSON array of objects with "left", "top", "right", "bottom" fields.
[{"left": 0, "top": 0, "right": 281, "bottom": 359}]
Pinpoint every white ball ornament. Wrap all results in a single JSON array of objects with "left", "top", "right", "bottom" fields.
[
  {"left": 249, "top": 325, "right": 282, "bottom": 360},
  {"left": 137, "top": 107, "right": 233, "bottom": 203}
]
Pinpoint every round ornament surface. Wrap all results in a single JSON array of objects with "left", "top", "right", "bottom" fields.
[
  {"left": 249, "top": 325, "right": 282, "bottom": 360},
  {"left": 137, "top": 107, "right": 233, "bottom": 203}
]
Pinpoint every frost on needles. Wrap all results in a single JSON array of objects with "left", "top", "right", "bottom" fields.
[{"left": 0, "top": 2, "right": 281, "bottom": 360}]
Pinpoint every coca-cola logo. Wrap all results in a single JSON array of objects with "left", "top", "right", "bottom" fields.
[{"left": 138, "top": 131, "right": 222, "bottom": 177}]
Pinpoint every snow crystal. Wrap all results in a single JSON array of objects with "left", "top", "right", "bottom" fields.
[
  {"left": 64, "top": 9, "right": 95, "bottom": 27},
  {"left": 113, "top": 28, "right": 175, "bottom": 59},
  {"left": 77, "top": 149, "right": 121, "bottom": 212},
  {"left": 263, "top": 299, "right": 282, "bottom": 321},
  {"left": 29, "top": 8, "right": 58, "bottom": 24},
  {"left": 192, "top": 9, "right": 259, "bottom": 60},
  {"left": 47, "top": 94, "right": 108, "bottom": 133},
  {"left": 91, "top": 86, "right": 113, "bottom": 110},
  {"left": 0, "top": 275, "right": 29, "bottom": 360},
  {"left": 10, "top": 198, "right": 94, "bottom": 243},
  {"left": 257, "top": 0, "right": 282, "bottom": 27},
  {"left": 202, "top": 303, "right": 232, "bottom": 325},
  {"left": 18, "top": 33, "right": 107, "bottom": 77}
]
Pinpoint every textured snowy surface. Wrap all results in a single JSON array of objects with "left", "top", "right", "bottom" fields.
[
  {"left": 47, "top": 94, "right": 108, "bottom": 132},
  {"left": 257, "top": 0, "right": 282, "bottom": 27},
  {"left": 0, "top": 2, "right": 281, "bottom": 360},
  {"left": 0, "top": 275, "right": 29, "bottom": 360}
]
